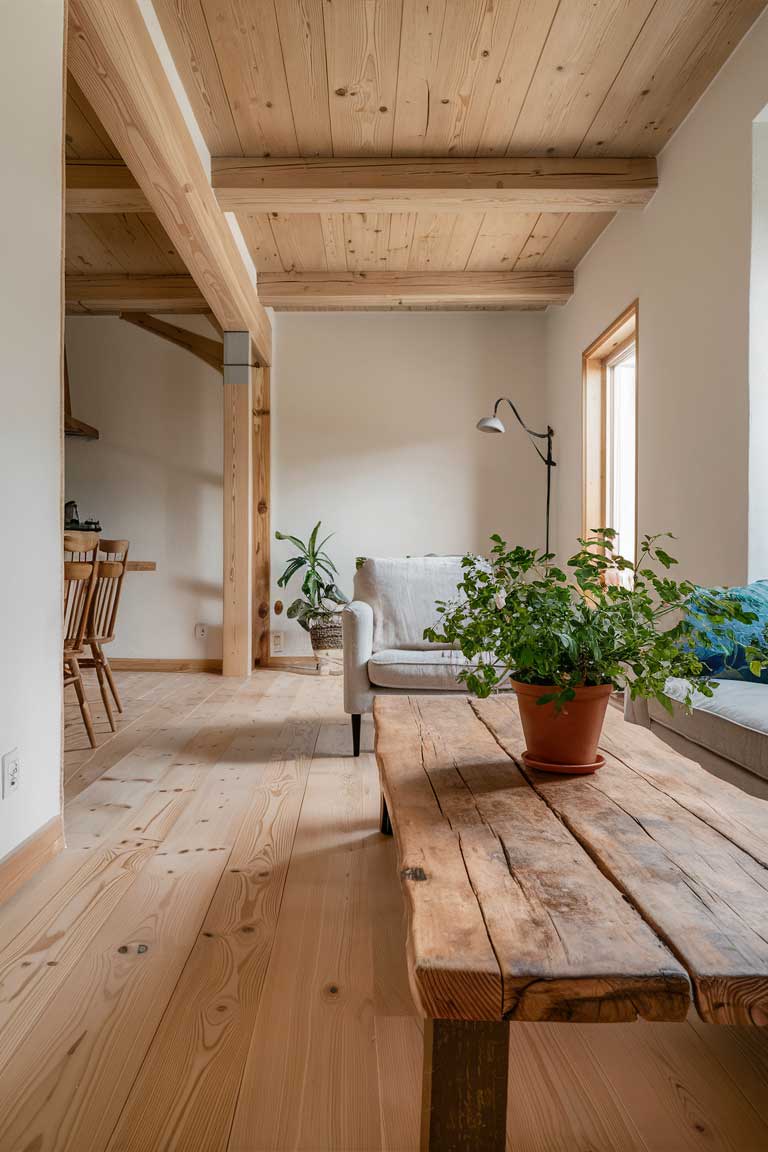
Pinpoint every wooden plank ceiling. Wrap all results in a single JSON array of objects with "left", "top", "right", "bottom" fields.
[{"left": 65, "top": 0, "right": 767, "bottom": 311}]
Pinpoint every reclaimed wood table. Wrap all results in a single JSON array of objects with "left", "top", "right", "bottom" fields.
[{"left": 374, "top": 694, "right": 768, "bottom": 1152}]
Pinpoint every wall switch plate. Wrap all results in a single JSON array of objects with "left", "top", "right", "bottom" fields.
[
  {"left": 272, "top": 631, "right": 284, "bottom": 654},
  {"left": 2, "top": 749, "right": 20, "bottom": 798},
  {"left": 194, "top": 623, "right": 208, "bottom": 640}
]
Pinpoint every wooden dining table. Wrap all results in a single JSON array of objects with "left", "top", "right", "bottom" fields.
[{"left": 374, "top": 694, "right": 768, "bottom": 1152}]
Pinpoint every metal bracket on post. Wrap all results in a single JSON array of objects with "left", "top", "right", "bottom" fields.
[{"left": 223, "top": 331, "right": 256, "bottom": 385}]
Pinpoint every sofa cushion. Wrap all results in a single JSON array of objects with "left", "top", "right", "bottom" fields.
[
  {"left": 649, "top": 677, "right": 768, "bottom": 782},
  {"left": 354, "top": 556, "right": 465, "bottom": 652},
  {"left": 688, "top": 580, "right": 768, "bottom": 683},
  {"left": 368, "top": 648, "right": 475, "bottom": 691}
]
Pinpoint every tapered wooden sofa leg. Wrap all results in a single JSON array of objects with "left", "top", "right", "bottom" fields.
[{"left": 352, "top": 714, "right": 361, "bottom": 757}]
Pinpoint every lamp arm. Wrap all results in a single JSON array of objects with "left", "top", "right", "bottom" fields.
[{"left": 493, "top": 397, "right": 556, "bottom": 467}]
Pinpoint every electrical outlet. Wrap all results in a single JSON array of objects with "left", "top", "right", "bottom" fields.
[
  {"left": 272, "top": 631, "right": 284, "bottom": 654},
  {"left": 2, "top": 749, "right": 20, "bottom": 798},
  {"left": 194, "top": 623, "right": 208, "bottom": 640}
]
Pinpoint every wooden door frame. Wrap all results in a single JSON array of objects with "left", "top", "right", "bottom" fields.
[{"left": 581, "top": 300, "right": 639, "bottom": 554}]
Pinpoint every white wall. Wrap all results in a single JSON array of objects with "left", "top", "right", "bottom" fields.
[
  {"left": 65, "top": 316, "right": 224, "bottom": 659},
  {"left": 272, "top": 311, "right": 547, "bottom": 655},
  {"left": 750, "top": 118, "right": 768, "bottom": 579},
  {"left": 0, "top": 1, "right": 64, "bottom": 861},
  {"left": 546, "top": 11, "right": 768, "bottom": 588}
]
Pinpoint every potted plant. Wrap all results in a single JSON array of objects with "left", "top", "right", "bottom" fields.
[
  {"left": 425, "top": 528, "right": 766, "bottom": 774},
  {"left": 275, "top": 521, "right": 348, "bottom": 652}
]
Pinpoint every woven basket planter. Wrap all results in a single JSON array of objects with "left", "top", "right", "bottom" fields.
[{"left": 309, "top": 615, "right": 343, "bottom": 652}]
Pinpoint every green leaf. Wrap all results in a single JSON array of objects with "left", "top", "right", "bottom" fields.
[
  {"left": 275, "top": 531, "right": 308, "bottom": 552},
  {"left": 276, "top": 557, "right": 307, "bottom": 588}
]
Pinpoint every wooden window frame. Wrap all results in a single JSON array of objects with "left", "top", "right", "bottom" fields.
[{"left": 581, "top": 301, "right": 639, "bottom": 552}]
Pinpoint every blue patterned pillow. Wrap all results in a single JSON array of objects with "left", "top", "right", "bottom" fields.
[{"left": 689, "top": 580, "right": 768, "bottom": 683}]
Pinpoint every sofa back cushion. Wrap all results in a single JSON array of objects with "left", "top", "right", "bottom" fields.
[
  {"left": 690, "top": 580, "right": 768, "bottom": 684},
  {"left": 354, "top": 556, "right": 464, "bottom": 651}
]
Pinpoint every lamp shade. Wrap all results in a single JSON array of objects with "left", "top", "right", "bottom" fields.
[{"left": 476, "top": 414, "right": 506, "bottom": 434}]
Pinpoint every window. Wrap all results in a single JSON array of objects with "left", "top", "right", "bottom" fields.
[
  {"left": 604, "top": 341, "right": 637, "bottom": 563},
  {"left": 582, "top": 303, "right": 638, "bottom": 567}
]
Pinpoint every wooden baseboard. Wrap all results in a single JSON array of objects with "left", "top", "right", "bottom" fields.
[
  {"left": 0, "top": 815, "right": 64, "bottom": 907},
  {"left": 266, "top": 655, "right": 319, "bottom": 669},
  {"left": 109, "top": 658, "right": 223, "bottom": 673}
]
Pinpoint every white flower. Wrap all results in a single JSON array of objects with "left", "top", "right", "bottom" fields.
[{"left": 494, "top": 589, "right": 507, "bottom": 610}]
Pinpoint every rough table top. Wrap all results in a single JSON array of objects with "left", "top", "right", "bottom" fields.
[{"left": 373, "top": 694, "right": 768, "bottom": 1028}]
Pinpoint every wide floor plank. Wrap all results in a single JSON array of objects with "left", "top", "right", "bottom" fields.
[
  {"left": 228, "top": 712, "right": 383, "bottom": 1152},
  {"left": 106, "top": 681, "right": 321, "bottom": 1151}
]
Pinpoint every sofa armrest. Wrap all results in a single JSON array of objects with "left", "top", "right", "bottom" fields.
[{"left": 343, "top": 601, "right": 375, "bottom": 715}]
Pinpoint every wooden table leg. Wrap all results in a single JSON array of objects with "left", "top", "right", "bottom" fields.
[{"left": 420, "top": 1018, "right": 509, "bottom": 1152}]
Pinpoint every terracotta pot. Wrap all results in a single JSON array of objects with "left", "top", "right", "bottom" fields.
[{"left": 512, "top": 680, "right": 613, "bottom": 772}]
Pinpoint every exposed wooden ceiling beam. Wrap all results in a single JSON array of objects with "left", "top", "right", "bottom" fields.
[
  {"left": 67, "top": 0, "right": 271, "bottom": 364},
  {"left": 66, "top": 271, "right": 573, "bottom": 310},
  {"left": 66, "top": 156, "right": 657, "bottom": 215},
  {"left": 120, "top": 313, "right": 223, "bottom": 371},
  {"left": 212, "top": 157, "right": 657, "bottom": 214},
  {"left": 66, "top": 274, "right": 207, "bottom": 314},
  {"left": 258, "top": 271, "right": 574, "bottom": 309},
  {"left": 67, "top": 163, "right": 149, "bottom": 213}
]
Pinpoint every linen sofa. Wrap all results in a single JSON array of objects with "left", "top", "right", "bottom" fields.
[
  {"left": 343, "top": 556, "right": 480, "bottom": 755},
  {"left": 625, "top": 578, "right": 768, "bottom": 798},
  {"left": 625, "top": 680, "right": 768, "bottom": 799}
]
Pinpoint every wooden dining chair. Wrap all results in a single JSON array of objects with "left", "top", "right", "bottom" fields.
[
  {"left": 63, "top": 557, "right": 99, "bottom": 749},
  {"left": 80, "top": 539, "right": 130, "bottom": 731},
  {"left": 64, "top": 530, "right": 100, "bottom": 563}
]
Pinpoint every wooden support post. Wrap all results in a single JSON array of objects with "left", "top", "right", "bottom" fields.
[
  {"left": 421, "top": 1019, "right": 509, "bottom": 1152},
  {"left": 223, "top": 332, "right": 253, "bottom": 677},
  {"left": 252, "top": 366, "right": 271, "bottom": 666}
]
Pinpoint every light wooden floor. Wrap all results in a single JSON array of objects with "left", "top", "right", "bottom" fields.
[{"left": 1, "top": 669, "right": 767, "bottom": 1151}]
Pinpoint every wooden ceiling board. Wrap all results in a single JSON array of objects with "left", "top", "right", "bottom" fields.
[
  {"left": 514, "top": 213, "right": 569, "bottom": 268},
  {"left": 202, "top": 0, "right": 300, "bottom": 155},
  {"left": 320, "top": 213, "right": 349, "bottom": 270},
  {"left": 274, "top": 0, "right": 334, "bottom": 156},
  {"left": 269, "top": 212, "right": 328, "bottom": 270},
  {"left": 475, "top": 0, "right": 560, "bottom": 155},
  {"left": 464, "top": 211, "right": 539, "bottom": 271},
  {"left": 397, "top": 0, "right": 524, "bottom": 157},
  {"left": 529, "top": 212, "right": 615, "bottom": 270},
  {"left": 66, "top": 213, "right": 186, "bottom": 275},
  {"left": 507, "top": 0, "right": 657, "bottom": 157},
  {"left": 344, "top": 212, "right": 392, "bottom": 271},
  {"left": 578, "top": 0, "right": 768, "bottom": 156},
  {"left": 385, "top": 213, "right": 417, "bottom": 270},
  {"left": 324, "top": 0, "right": 403, "bottom": 155},
  {"left": 407, "top": 212, "right": 482, "bottom": 271},
  {"left": 65, "top": 214, "right": 126, "bottom": 274},
  {"left": 153, "top": 0, "right": 242, "bottom": 155},
  {"left": 229, "top": 207, "right": 613, "bottom": 278},
  {"left": 391, "top": 0, "right": 446, "bottom": 153},
  {"left": 65, "top": 75, "right": 122, "bottom": 160},
  {"left": 238, "top": 214, "right": 284, "bottom": 271}
]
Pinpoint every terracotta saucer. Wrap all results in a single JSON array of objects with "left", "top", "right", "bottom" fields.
[{"left": 521, "top": 751, "right": 604, "bottom": 776}]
